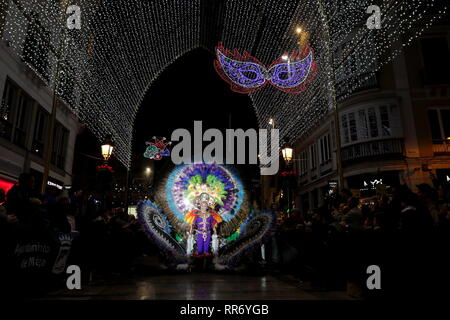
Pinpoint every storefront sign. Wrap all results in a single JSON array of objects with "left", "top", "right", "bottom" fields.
[
  {"left": 0, "top": 177, "right": 15, "bottom": 193},
  {"left": 328, "top": 180, "right": 338, "bottom": 188},
  {"left": 47, "top": 181, "right": 63, "bottom": 190}
]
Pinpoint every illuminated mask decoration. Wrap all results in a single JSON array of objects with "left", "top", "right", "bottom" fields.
[
  {"left": 144, "top": 136, "right": 171, "bottom": 160},
  {"left": 214, "top": 42, "right": 316, "bottom": 94}
]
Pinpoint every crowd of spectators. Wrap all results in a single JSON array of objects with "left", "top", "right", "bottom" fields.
[
  {"left": 1, "top": 172, "right": 449, "bottom": 299},
  {"left": 0, "top": 173, "right": 155, "bottom": 298},
  {"left": 272, "top": 180, "right": 450, "bottom": 298}
]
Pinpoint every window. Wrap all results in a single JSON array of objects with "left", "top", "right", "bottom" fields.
[
  {"left": 348, "top": 112, "right": 358, "bottom": 141},
  {"left": 428, "top": 110, "right": 441, "bottom": 142},
  {"left": 327, "top": 134, "right": 331, "bottom": 159},
  {"left": 368, "top": 107, "right": 378, "bottom": 138},
  {"left": 13, "top": 93, "right": 33, "bottom": 147},
  {"left": 330, "top": 121, "right": 336, "bottom": 148},
  {"left": 421, "top": 37, "right": 450, "bottom": 85},
  {"left": 319, "top": 134, "right": 332, "bottom": 165},
  {"left": 320, "top": 138, "right": 324, "bottom": 163},
  {"left": 0, "top": 79, "right": 18, "bottom": 140},
  {"left": 32, "top": 107, "right": 49, "bottom": 158},
  {"left": 379, "top": 106, "right": 391, "bottom": 136},
  {"left": 299, "top": 150, "right": 308, "bottom": 176},
  {"left": 51, "top": 122, "right": 69, "bottom": 170},
  {"left": 441, "top": 110, "right": 450, "bottom": 139},
  {"left": 310, "top": 143, "right": 317, "bottom": 170},
  {"left": 341, "top": 104, "right": 398, "bottom": 145},
  {"left": 0, "top": 78, "right": 33, "bottom": 147},
  {"left": 341, "top": 112, "right": 358, "bottom": 143},
  {"left": 428, "top": 108, "right": 450, "bottom": 143},
  {"left": 341, "top": 114, "right": 349, "bottom": 144},
  {"left": 358, "top": 110, "right": 369, "bottom": 139}
]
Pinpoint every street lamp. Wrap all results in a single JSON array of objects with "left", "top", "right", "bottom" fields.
[
  {"left": 281, "top": 144, "right": 294, "bottom": 164},
  {"left": 144, "top": 166, "right": 153, "bottom": 199},
  {"left": 281, "top": 143, "right": 295, "bottom": 214},
  {"left": 101, "top": 135, "right": 114, "bottom": 163}
]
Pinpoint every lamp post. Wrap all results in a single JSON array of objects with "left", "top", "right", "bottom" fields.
[
  {"left": 101, "top": 135, "right": 114, "bottom": 164},
  {"left": 316, "top": 0, "right": 344, "bottom": 192},
  {"left": 40, "top": 0, "right": 71, "bottom": 194},
  {"left": 281, "top": 145, "right": 294, "bottom": 165},
  {"left": 281, "top": 143, "right": 294, "bottom": 214},
  {"left": 99, "top": 135, "right": 114, "bottom": 209},
  {"left": 145, "top": 166, "right": 153, "bottom": 197}
]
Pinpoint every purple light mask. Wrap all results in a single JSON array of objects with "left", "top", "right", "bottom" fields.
[{"left": 214, "top": 43, "right": 317, "bottom": 94}]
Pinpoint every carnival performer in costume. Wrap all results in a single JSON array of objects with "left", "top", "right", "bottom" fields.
[
  {"left": 137, "top": 164, "right": 274, "bottom": 269},
  {"left": 185, "top": 193, "right": 223, "bottom": 256}
]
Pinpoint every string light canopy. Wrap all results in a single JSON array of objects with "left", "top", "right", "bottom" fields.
[{"left": 0, "top": 0, "right": 447, "bottom": 168}]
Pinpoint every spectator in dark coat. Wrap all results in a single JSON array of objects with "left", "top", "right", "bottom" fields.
[
  {"left": 399, "top": 190, "right": 432, "bottom": 233},
  {"left": 5, "top": 173, "right": 39, "bottom": 223}
]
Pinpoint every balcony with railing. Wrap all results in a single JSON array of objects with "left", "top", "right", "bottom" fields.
[
  {"left": 341, "top": 138, "right": 404, "bottom": 164},
  {"left": 432, "top": 141, "right": 450, "bottom": 154}
]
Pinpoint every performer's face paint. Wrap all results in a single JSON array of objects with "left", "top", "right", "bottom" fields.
[{"left": 200, "top": 201, "right": 208, "bottom": 211}]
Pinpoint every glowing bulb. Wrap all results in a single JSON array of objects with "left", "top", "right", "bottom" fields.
[
  {"left": 281, "top": 54, "right": 289, "bottom": 61},
  {"left": 295, "top": 27, "right": 302, "bottom": 34}
]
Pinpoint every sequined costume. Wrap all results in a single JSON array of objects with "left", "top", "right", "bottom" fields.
[{"left": 185, "top": 208, "right": 222, "bottom": 255}]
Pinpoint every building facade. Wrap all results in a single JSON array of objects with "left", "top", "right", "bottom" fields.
[
  {"left": 0, "top": 39, "right": 80, "bottom": 192},
  {"left": 291, "top": 22, "right": 450, "bottom": 211}
]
